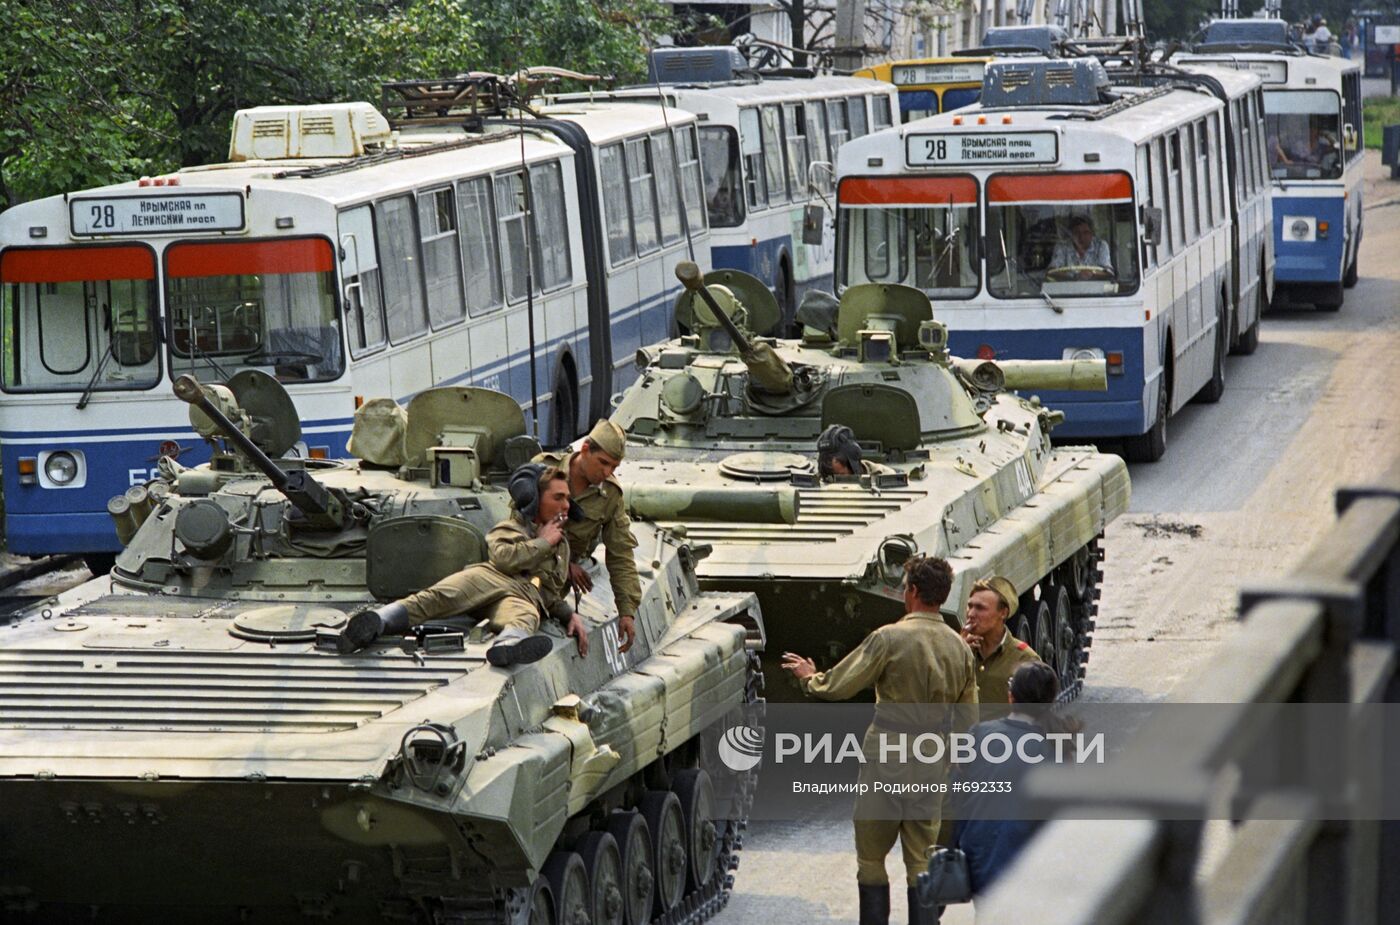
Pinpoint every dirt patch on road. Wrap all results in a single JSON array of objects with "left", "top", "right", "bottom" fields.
[{"left": 1127, "top": 517, "right": 1205, "bottom": 539}]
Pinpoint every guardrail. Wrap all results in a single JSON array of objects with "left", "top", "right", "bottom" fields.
[{"left": 976, "top": 458, "right": 1400, "bottom": 925}]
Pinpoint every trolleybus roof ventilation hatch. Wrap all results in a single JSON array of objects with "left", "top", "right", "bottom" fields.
[
  {"left": 981, "top": 59, "right": 1109, "bottom": 108},
  {"left": 1198, "top": 18, "right": 1292, "bottom": 50},
  {"left": 647, "top": 46, "right": 751, "bottom": 84}
]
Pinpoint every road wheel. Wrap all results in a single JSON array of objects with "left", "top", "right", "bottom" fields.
[
  {"left": 1194, "top": 300, "right": 1227, "bottom": 404},
  {"left": 1010, "top": 608, "right": 1033, "bottom": 651},
  {"left": 1343, "top": 249, "right": 1359, "bottom": 288},
  {"left": 513, "top": 875, "right": 555, "bottom": 925},
  {"left": 549, "top": 367, "right": 578, "bottom": 449},
  {"left": 578, "top": 832, "right": 624, "bottom": 925},
  {"left": 1123, "top": 375, "right": 1168, "bottom": 463},
  {"left": 607, "top": 811, "right": 653, "bottom": 925},
  {"left": 1046, "top": 584, "right": 1076, "bottom": 692},
  {"left": 542, "top": 851, "right": 589, "bottom": 925},
  {"left": 1057, "top": 546, "right": 1093, "bottom": 603},
  {"left": 640, "top": 790, "right": 687, "bottom": 916},
  {"left": 1029, "top": 597, "right": 1053, "bottom": 662},
  {"left": 672, "top": 768, "right": 718, "bottom": 893}
]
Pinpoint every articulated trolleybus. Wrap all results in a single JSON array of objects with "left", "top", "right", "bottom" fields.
[
  {"left": 837, "top": 57, "right": 1254, "bottom": 461},
  {"left": 0, "top": 76, "right": 710, "bottom": 565},
  {"left": 1177, "top": 17, "right": 1364, "bottom": 310}
]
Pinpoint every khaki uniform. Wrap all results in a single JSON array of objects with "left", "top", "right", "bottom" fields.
[
  {"left": 399, "top": 512, "right": 572, "bottom": 634},
  {"left": 536, "top": 449, "right": 642, "bottom": 617},
  {"left": 801, "top": 611, "right": 978, "bottom": 887},
  {"left": 973, "top": 630, "right": 1041, "bottom": 706},
  {"left": 860, "top": 459, "right": 896, "bottom": 477}
]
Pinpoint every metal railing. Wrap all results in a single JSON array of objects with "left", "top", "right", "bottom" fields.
[{"left": 976, "top": 458, "right": 1400, "bottom": 924}]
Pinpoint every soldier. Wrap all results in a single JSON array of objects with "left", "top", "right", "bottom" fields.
[
  {"left": 536, "top": 419, "right": 640, "bottom": 652},
  {"left": 961, "top": 576, "right": 1041, "bottom": 705},
  {"left": 817, "top": 424, "right": 895, "bottom": 479},
  {"left": 338, "top": 463, "right": 591, "bottom": 667},
  {"left": 781, "top": 556, "right": 977, "bottom": 925}
]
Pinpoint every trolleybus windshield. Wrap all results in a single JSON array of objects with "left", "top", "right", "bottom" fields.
[
  {"left": 1263, "top": 90, "right": 1342, "bottom": 180},
  {"left": 840, "top": 176, "right": 980, "bottom": 298},
  {"left": 1, "top": 245, "right": 159, "bottom": 392},
  {"left": 164, "top": 237, "right": 344, "bottom": 383},
  {"left": 985, "top": 172, "right": 1140, "bottom": 300}
]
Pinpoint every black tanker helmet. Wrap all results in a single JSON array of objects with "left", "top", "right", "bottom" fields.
[{"left": 817, "top": 424, "right": 863, "bottom": 478}]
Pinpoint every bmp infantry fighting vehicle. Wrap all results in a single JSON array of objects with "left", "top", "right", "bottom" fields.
[
  {"left": 0, "top": 373, "right": 768, "bottom": 925},
  {"left": 612, "top": 263, "right": 1131, "bottom": 700}
]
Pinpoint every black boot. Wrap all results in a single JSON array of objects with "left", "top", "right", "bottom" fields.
[
  {"left": 486, "top": 634, "right": 554, "bottom": 667},
  {"left": 858, "top": 884, "right": 890, "bottom": 925},
  {"left": 338, "top": 603, "right": 410, "bottom": 654},
  {"left": 908, "top": 885, "right": 940, "bottom": 925}
]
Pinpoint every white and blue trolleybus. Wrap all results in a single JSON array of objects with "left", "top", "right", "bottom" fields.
[
  {"left": 0, "top": 76, "right": 710, "bottom": 564},
  {"left": 836, "top": 57, "right": 1261, "bottom": 461}
]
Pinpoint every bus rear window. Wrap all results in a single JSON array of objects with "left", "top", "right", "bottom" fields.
[
  {"left": 165, "top": 238, "right": 344, "bottom": 383},
  {"left": 985, "top": 172, "right": 1140, "bottom": 300},
  {"left": 1, "top": 245, "right": 159, "bottom": 392}
]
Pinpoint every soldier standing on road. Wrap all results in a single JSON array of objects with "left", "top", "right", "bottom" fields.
[
  {"left": 781, "top": 556, "right": 978, "bottom": 925},
  {"left": 338, "top": 464, "right": 592, "bottom": 666},
  {"left": 536, "top": 419, "right": 640, "bottom": 652},
  {"left": 961, "top": 577, "right": 1041, "bottom": 705}
]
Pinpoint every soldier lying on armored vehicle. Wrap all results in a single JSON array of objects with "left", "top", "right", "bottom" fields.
[{"left": 339, "top": 463, "right": 598, "bottom": 666}]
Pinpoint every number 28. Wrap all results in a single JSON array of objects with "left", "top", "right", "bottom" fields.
[
  {"left": 90, "top": 205, "right": 116, "bottom": 229},
  {"left": 923, "top": 139, "right": 948, "bottom": 160}
]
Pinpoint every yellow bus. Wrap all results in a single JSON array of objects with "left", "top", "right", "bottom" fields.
[{"left": 856, "top": 56, "right": 993, "bottom": 122}]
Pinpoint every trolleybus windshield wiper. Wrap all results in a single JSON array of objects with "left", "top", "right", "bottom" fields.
[{"left": 76, "top": 306, "right": 117, "bottom": 410}]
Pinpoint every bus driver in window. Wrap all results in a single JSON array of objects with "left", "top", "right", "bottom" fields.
[{"left": 1047, "top": 214, "right": 1113, "bottom": 278}]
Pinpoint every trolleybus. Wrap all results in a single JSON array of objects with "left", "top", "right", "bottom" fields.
[
  {"left": 0, "top": 78, "right": 709, "bottom": 564},
  {"left": 836, "top": 57, "right": 1247, "bottom": 461},
  {"left": 856, "top": 56, "right": 992, "bottom": 122},
  {"left": 1177, "top": 19, "right": 1364, "bottom": 310}
]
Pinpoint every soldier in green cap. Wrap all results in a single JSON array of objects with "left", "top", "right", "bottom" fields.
[
  {"left": 536, "top": 419, "right": 641, "bottom": 651},
  {"left": 961, "top": 576, "right": 1041, "bottom": 705}
]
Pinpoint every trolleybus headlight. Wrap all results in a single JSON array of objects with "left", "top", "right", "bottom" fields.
[
  {"left": 1063, "top": 347, "right": 1104, "bottom": 362},
  {"left": 44, "top": 451, "right": 79, "bottom": 485},
  {"left": 1287, "top": 217, "right": 1315, "bottom": 241}
]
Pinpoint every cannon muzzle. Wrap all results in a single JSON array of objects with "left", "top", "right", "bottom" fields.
[
  {"left": 173, "top": 374, "right": 344, "bottom": 529},
  {"left": 627, "top": 484, "right": 800, "bottom": 525}
]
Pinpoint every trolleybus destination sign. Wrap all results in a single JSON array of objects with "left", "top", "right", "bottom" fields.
[
  {"left": 69, "top": 192, "right": 245, "bottom": 236},
  {"left": 905, "top": 131, "right": 1058, "bottom": 167}
]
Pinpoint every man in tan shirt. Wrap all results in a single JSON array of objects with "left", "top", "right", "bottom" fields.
[
  {"left": 338, "top": 464, "right": 590, "bottom": 667},
  {"left": 782, "top": 556, "right": 977, "bottom": 925},
  {"left": 535, "top": 419, "right": 640, "bottom": 651},
  {"left": 962, "top": 576, "right": 1041, "bottom": 705}
]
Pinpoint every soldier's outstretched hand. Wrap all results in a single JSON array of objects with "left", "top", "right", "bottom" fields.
[
  {"left": 569, "top": 561, "right": 594, "bottom": 593},
  {"left": 617, "top": 614, "right": 636, "bottom": 653},
  {"left": 566, "top": 612, "right": 589, "bottom": 657},
  {"left": 781, "top": 651, "right": 816, "bottom": 680}
]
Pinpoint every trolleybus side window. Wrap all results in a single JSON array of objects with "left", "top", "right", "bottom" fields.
[
  {"left": 1195, "top": 121, "right": 1213, "bottom": 229},
  {"left": 457, "top": 176, "right": 504, "bottom": 315},
  {"left": 806, "top": 103, "right": 832, "bottom": 194},
  {"left": 847, "top": 96, "right": 869, "bottom": 139},
  {"left": 985, "top": 172, "right": 1140, "bottom": 299},
  {"left": 167, "top": 237, "right": 344, "bottom": 382},
  {"left": 1137, "top": 145, "right": 1156, "bottom": 271},
  {"left": 738, "top": 108, "right": 768, "bottom": 212},
  {"left": 1, "top": 246, "right": 160, "bottom": 391},
  {"left": 529, "top": 161, "right": 574, "bottom": 290},
  {"left": 1152, "top": 136, "right": 1174, "bottom": 263},
  {"left": 599, "top": 144, "right": 636, "bottom": 264},
  {"left": 759, "top": 105, "right": 789, "bottom": 204},
  {"left": 674, "top": 126, "right": 709, "bottom": 234},
  {"left": 1206, "top": 115, "right": 1225, "bottom": 222},
  {"left": 375, "top": 195, "right": 429, "bottom": 344},
  {"left": 870, "top": 95, "right": 893, "bottom": 131},
  {"left": 1169, "top": 131, "right": 1186, "bottom": 253},
  {"left": 1343, "top": 73, "right": 1362, "bottom": 162},
  {"left": 625, "top": 136, "right": 661, "bottom": 255},
  {"left": 1251, "top": 92, "right": 1268, "bottom": 188},
  {"left": 650, "top": 132, "right": 685, "bottom": 246},
  {"left": 496, "top": 170, "right": 533, "bottom": 302},
  {"left": 1264, "top": 89, "right": 1343, "bottom": 181},
  {"left": 338, "top": 204, "right": 386, "bottom": 356},
  {"left": 827, "top": 100, "right": 851, "bottom": 155},
  {"left": 418, "top": 186, "right": 466, "bottom": 329},
  {"left": 699, "top": 125, "right": 744, "bottom": 227},
  {"left": 1184, "top": 124, "right": 1201, "bottom": 239},
  {"left": 783, "top": 103, "right": 810, "bottom": 202}
]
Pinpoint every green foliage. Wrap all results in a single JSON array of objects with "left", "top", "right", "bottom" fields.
[
  {"left": 1363, "top": 96, "right": 1400, "bottom": 149},
  {"left": 0, "top": 0, "right": 672, "bottom": 209}
]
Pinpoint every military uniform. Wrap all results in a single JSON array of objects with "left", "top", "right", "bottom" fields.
[
  {"left": 973, "top": 630, "right": 1041, "bottom": 706},
  {"left": 398, "top": 512, "right": 573, "bottom": 634},
  {"left": 535, "top": 421, "right": 642, "bottom": 618},
  {"left": 801, "top": 611, "right": 978, "bottom": 887}
]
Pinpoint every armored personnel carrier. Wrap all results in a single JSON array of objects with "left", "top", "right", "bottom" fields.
[
  {"left": 0, "top": 372, "right": 766, "bottom": 925},
  {"left": 612, "top": 263, "right": 1131, "bottom": 700}
]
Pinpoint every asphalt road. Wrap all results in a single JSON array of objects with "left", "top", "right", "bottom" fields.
[{"left": 717, "top": 153, "right": 1400, "bottom": 924}]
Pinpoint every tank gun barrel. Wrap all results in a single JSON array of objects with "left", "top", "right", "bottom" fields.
[
  {"left": 627, "top": 484, "right": 800, "bottom": 525},
  {"left": 996, "top": 358, "right": 1108, "bottom": 392},
  {"left": 172, "top": 374, "right": 344, "bottom": 528},
  {"left": 674, "top": 262, "right": 794, "bottom": 394}
]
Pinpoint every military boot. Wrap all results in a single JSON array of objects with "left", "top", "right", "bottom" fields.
[
  {"left": 858, "top": 884, "right": 890, "bottom": 925},
  {"left": 486, "top": 628, "right": 554, "bottom": 667},
  {"left": 338, "top": 602, "right": 410, "bottom": 654},
  {"left": 908, "top": 885, "right": 941, "bottom": 924}
]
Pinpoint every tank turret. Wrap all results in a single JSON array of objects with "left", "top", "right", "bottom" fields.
[{"left": 612, "top": 271, "right": 1131, "bottom": 701}]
